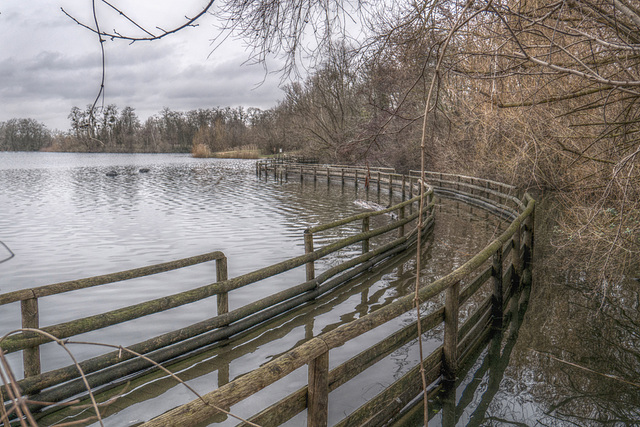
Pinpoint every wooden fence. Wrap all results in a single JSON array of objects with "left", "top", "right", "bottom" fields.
[
  {"left": 137, "top": 161, "right": 535, "bottom": 426},
  {"left": 0, "top": 163, "right": 435, "bottom": 422}
]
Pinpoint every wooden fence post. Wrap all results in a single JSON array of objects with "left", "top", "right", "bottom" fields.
[
  {"left": 443, "top": 281, "right": 460, "bottom": 381},
  {"left": 362, "top": 217, "right": 370, "bottom": 254},
  {"left": 388, "top": 174, "right": 393, "bottom": 200},
  {"left": 523, "top": 216, "right": 532, "bottom": 270},
  {"left": 212, "top": 361, "right": 231, "bottom": 423},
  {"left": 398, "top": 206, "right": 405, "bottom": 238},
  {"left": 21, "top": 297, "right": 41, "bottom": 378},
  {"left": 216, "top": 256, "right": 229, "bottom": 316},
  {"left": 527, "top": 208, "right": 535, "bottom": 267},
  {"left": 401, "top": 176, "right": 406, "bottom": 201},
  {"left": 441, "top": 378, "right": 457, "bottom": 425},
  {"left": 492, "top": 246, "right": 504, "bottom": 330},
  {"left": 512, "top": 225, "right": 522, "bottom": 292},
  {"left": 408, "top": 178, "right": 414, "bottom": 214},
  {"left": 305, "top": 230, "right": 315, "bottom": 281},
  {"left": 308, "top": 351, "right": 329, "bottom": 427}
]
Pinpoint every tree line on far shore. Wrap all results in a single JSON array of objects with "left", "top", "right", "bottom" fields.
[{"left": 0, "top": 104, "right": 296, "bottom": 157}]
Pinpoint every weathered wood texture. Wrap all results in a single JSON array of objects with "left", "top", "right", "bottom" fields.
[
  {"left": 10, "top": 215, "right": 435, "bottom": 401},
  {"left": 146, "top": 162, "right": 534, "bottom": 426},
  {"left": 0, "top": 251, "right": 227, "bottom": 306},
  {"left": 1, "top": 163, "right": 435, "bottom": 406},
  {"left": 4, "top": 161, "right": 534, "bottom": 427},
  {"left": 141, "top": 182, "right": 534, "bottom": 426},
  {"left": 243, "top": 308, "right": 445, "bottom": 426},
  {"left": 443, "top": 281, "right": 460, "bottom": 381},
  {"left": 307, "top": 350, "right": 329, "bottom": 427}
]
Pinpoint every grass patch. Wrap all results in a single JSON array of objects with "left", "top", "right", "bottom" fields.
[
  {"left": 211, "top": 149, "right": 261, "bottom": 159},
  {"left": 192, "top": 144, "right": 261, "bottom": 159}
]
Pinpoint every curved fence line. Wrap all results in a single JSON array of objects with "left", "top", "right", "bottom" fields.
[
  {"left": 138, "top": 161, "right": 535, "bottom": 426},
  {"left": 0, "top": 164, "right": 435, "bottom": 421}
]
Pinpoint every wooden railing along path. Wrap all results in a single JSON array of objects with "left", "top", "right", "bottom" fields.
[
  {"left": 1, "top": 160, "right": 534, "bottom": 426},
  {"left": 135, "top": 161, "right": 534, "bottom": 426},
  {"left": 0, "top": 163, "right": 435, "bottom": 423}
]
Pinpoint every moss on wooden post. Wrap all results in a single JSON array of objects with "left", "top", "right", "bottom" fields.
[
  {"left": 305, "top": 230, "right": 315, "bottom": 281},
  {"left": 524, "top": 204, "right": 535, "bottom": 268},
  {"left": 492, "top": 246, "right": 504, "bottom": 330},
  {"left": 216, "top": 257, "right": 228, "bottom": 316},
  {"left": 21, "top": 297, "right": 41, "bottom": 378},
  {"left": 443, "top": 281, "right": 460, "bottom": 381},
  {"left": 308, "top": 350, "right": 329, "bottom": 427},
  {"left": 512, "top": 226, "right": 522, "bottom": 291},
  {"left": 362, "top": 217, "right": 370, "bottom": 254}
]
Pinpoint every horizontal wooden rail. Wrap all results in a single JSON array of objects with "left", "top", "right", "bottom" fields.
[
  {"left": 141, "top": 192, "right": 534, "bottom": 426},
  {"left": 409, "top": 170, "right": 517, "bottom": 192},
  {"left": 308, "top": 194, "right": 423, "bottom": 234},
  {"left": 16, "top": 217, "right": 435, "bottom": 401},
  {"left": 3, "top": 161, "right": 534, "bottom": 427},
  {"left": 1, "top": 167, "right": 435, "bottom": 406},
  {"left": 0, "top": 251, "right": 227, "bottom": 306}
]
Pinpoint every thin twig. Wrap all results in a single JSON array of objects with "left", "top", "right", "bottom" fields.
[
  {"left": 0, "top": 329, "right": 105, "bottom": 426},
  {"left": 64, "top": 340, "right": 262, "bottom": 427},
  {"left": 532, "top": 349, "right": 640, "bottom": 389}
]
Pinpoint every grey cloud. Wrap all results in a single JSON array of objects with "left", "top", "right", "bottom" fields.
[{"left": 0, "top": 2, "right": 285, "bottom": 130}]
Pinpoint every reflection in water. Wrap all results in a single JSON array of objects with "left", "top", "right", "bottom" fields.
[
  {"left": 2, "top": 160, "right": 504, "bottom": 425},
  {"left": 6, "top": 154, "right": 635, "bottom": 426},
  {"left": 508, "top": 276, "right": 640, "bottom": 426},
  {"left": 422, "top": 203, "right": 640, "bottom": 427},
  {"left": 478, "top": 208, "right": 640, "bottom": 427}
]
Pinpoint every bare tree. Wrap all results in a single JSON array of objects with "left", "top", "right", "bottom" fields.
[{"left": 64, "top": 0, "right": 639, "bottom": 282}]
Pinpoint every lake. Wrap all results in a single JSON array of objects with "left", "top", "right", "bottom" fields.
[{"left": 1, "top": 152, "right": 637, "bottom": 426}]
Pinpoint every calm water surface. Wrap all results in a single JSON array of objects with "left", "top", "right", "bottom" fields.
[{"left": 1, "top": 153, "right": 636, "bottom": 426}]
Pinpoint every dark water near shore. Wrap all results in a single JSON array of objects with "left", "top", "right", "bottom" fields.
[{"left": 1, "top": 152, "right": 638, "bottom": 426}]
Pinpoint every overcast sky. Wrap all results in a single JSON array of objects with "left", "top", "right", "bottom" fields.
[{"left": 0, "top": 1, "right": 285, "bottom": 130}]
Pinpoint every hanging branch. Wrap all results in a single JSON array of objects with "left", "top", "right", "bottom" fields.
[
  {"left": 414, "top": 1, "right": 492, "bottom": 424},
  {"left": 88, "top": 0, "right": 106, "bottom": 132},
  {"left": 60, "top": 0, "right": 216, "bottom": 42}
]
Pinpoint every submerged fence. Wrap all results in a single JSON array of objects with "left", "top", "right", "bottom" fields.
[
  {"left": 0, "top": 162, "right": 435, "bottom": 423},
  {"left": 1, "top": 160, "right": 534, "bottom": 426},
  {"left": 136, "top": 161, "right": 535, "bottom": 426}
]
